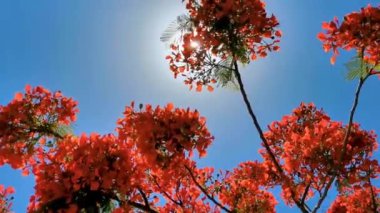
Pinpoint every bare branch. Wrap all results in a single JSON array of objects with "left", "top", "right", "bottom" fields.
[
  {"left": 232, "top": 61, "right": 309, "bottom": 213},
  {"left": 301, "top": 182, "right": 312, "bottom": 210},
  {"left": 137, "top": 187, "right": 151, "bottom": 211}
]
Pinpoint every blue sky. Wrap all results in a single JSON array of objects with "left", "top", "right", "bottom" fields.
[{"left": 0, "top": 0, "right": 379, "bottom": 212}]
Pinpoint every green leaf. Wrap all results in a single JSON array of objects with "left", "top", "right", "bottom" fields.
[
  {"left": 213, "top": 57, "right": 239, "bottom": 90},
  {"left": 345, "top": 56, "right": 368, "bottom": 80},
  {"left": 160, "top": 14, "right": 192, "bottom": 44},
  {"left": 54, "top": 124, "right": 73, "bottom": 137},
  {"left": 374, "top": 64, "right": 380, "bottom": 71}
]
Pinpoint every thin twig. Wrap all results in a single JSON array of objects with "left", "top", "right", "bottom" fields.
[
  {"left": 339, "top": 77, "right": 368, "bottom": 163},
  {"left": 104, "top": 191, "right": 159, "bottom": 213},
  {"left": 184, "top": 166, "right": 233, "bottom": 213},
  {"left": 232, "top": 61, "right": 282, "bottom": 174},
  {"left": 151, "top": 176, "right": 183, "bottom": 206},
  {"left": 312, "top": 75, "right": 369, "bottom": 213},
  {"left": 232, "top": 61, "right": 309, "bottom": 213},
  {"left": 368, "top": 171, "right": 378, "bottom": 212},
  {"left": 138, "top": 188, "right": 151, "bottom": 210},
  {"left": 30, "top": 126, "right": 64, "bottom": 140},
  {"left": 301, "top": 182, "right": 312, "bottom": 208},
  {"left": 127, "top": 200, "right": 158, "bottom": 213}
]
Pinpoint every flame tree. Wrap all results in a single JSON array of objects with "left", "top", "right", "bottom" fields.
[{"left": 0, "top": 1, "right": 379, "bottom": 212}]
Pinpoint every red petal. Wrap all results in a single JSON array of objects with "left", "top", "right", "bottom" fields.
[{"left": 14, "top": 92, "right": 23, "bottom": 101}]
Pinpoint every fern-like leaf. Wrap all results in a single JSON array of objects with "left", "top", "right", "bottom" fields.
[
  {"left": 345, "top": 56, "right": 368, "bottom": 80},
  {"left": 214, "top": 57, "right": 239, "bottom": 90},
  {"left": 53, "top": 124, "right": 73, "bottom": 138},
  {"left": 160, "top": 14, "right": 192, "bottom": 44}
]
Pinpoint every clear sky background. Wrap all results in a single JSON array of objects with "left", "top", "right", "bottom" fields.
[{"left": 0, "top": 0, "right": 379, "bottom": 212}]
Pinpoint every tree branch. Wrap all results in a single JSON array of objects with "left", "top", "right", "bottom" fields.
[
  {"left": 184, "top": 166, "right": 233, "bottom": 213},
  {"left": 30, "top": 126, "right": 64, "bottom": 140},
  {"left": 368, "top": 171, "right": 378, "bottom": 212},
  {"left": 339, "top": 76, "right": 368, "bottom": 163},
  {"left": 137, "top": 187, "right": 152, "bottom": 211},
  {"left": 127, "top": 200, "right": 158, "bottom": 213},
  {"left": 312, "top": 75, "right": 369, "bottom": 213},
  {"left": 301, "top": 182, "right": 312, "bottom": 210},
  {"left": 151, "top": 175, "right": 183, "bottom": 207},
  {"left": 232, "top": 61, "right": 309, "bottom": 213},
  {"left": 102, "top": 190, "right": 159, "bottom": 213}
]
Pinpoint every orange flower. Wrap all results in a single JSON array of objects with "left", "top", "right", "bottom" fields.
[
  {"left": 261, "top": 103, "right": 378, "bottom": 205},
  {"left": 319, "top": 5, "right": 380, "bottom": 65},
  {"left": 0, "top": 85, "right": 78, "bottom": 169},
  {"left": 328, "top": 186, "right": 379, "bottom": 212},
  {"left": 28, "top": 134, "right": 140, "bottom": 212},
  {"left": 218, "top": 161, "right": 277, "bottom": 212},
  {"left": 0, "top": 184, "right": 14, "bottom": 212},
  {"left": 165, "top": 0, "right": 281, "bottom": 91},
  {"left": 117, "top": 103, "right": 213, "bottom": 171}
]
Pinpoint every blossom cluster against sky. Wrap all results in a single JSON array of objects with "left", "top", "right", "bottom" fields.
[{"left": 0, "top": 0, "right": 379, "bottom": 211}]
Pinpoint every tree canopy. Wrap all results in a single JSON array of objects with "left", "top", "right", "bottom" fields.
[{"left": 0, "top": 1, "right": 379, "bottom": 212}]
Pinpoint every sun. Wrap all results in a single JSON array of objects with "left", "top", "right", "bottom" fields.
[{"left": 190, "top": 40, "right": 200, "bottom": 48}]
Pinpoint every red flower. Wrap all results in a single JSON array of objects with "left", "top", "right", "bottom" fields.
[
  {"left": 166, "top": 0, "right": 281, "bottom": 91},
  {"left": 218, "top": 161, "right": 277, "bottom": 212},
  {"left": 0, "top": 185, "right": 14, "bottom": 212},
  {"left": 117, "top": 102, "right": 214, "bottom": 170},
  {"left": 0, "top": 85, "right": 78, "bottom": 169},
  {"left": 318, "top": 5, "right": 380, "bottom": 65},
  {"left": 28, "top": 134, "right": 141, "bottom": 212},
  {"left": 261, "top": 103, "right": 378, "bottom": 205},
  {"left": 329, "top": 186, "right": 379, "bottom": 213}
]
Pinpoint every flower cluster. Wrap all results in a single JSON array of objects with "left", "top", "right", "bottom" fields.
[
  {"left": 155, "top": 166, "right": 214, "bottom": 212},
  {"left": 318, "top": 5, "right": 380, "bottom": 65},
  {"left": 117, "top": 102, "right": 213, "bottom": 170},
  {"left": 328, "top": 186, "right": 379, "bottom": 212},
  {"left": 28, "top": 134, "right": 140, "bottom": 212},
  {"left": 218, "top": 161, "right": 277, "bottom": 212},
  {"left": 261, "top": 103, "right": 378, "bottom": 205},
  {"left": 3, "top": 1, "right": 380, "bottom": 211},
  {"left": 0, "top": 185, "right": 14, "bottom": 213},
  {"left": 166, "top": 0, "right": 281, "bottom": 90},
  {"left": 0, "top": 85, "right": 78, "bottom": 169},
  {"left": 25, "top": 101, "right": 215, "bottom": 212}
]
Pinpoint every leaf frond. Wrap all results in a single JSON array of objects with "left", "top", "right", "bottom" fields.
[
  {"left": 345, "top": 56, "right": 370, "bottom": 80},
  {"left": 54, "top": 124, "right": 73, "bottom": 137},
  {"left": 160, "top": 14, "right": 192, "bottom": 44},
  {"left": 214, "top": 57, "right": 239, "bottom": 90}
]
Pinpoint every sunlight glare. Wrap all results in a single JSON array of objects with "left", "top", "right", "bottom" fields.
[{"left": 190, "top": 40, "right": 200, "bottom": 48}]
